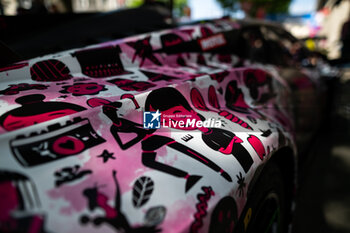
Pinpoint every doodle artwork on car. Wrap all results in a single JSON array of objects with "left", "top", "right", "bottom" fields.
[
  {"left": 102, "top": 90, "right": 233, "bottom": 193},
  {"left": 190, "top": 186, "right": 215, "bottom": 233},
  {"left": 0, "top": 62, "right": 28, "bottom": 72},
  {"left": 0, "top": 94, "right": 86, "bottom": 131},
  {"left": 132, "top": 176, "right": 154, "bottom": 208},
  {"left": 60, "top": 82, "right": 107, "bottom": 96},
  {"left": 247, "top": 135, "right": 266, "bottom": 160},
  {"left": 120, "top": 94, "right": 140, "bottom": 109},
  {"left": 72, "top": 46, "right": 132, "bottom": 78},
  {"left": 54, "top": 165, "right": 92, "bottom": 187},
  {"left": 80, "top": 170, "right": 161, "bottom": 233},
  {"left": 10, "top": 117, "right": 105, "bottom": 167},
  {"left": 140, "top": 70, "right": 180, "bottom": 82},
  {"left": 97, "top": 149, "right": 116, "bottom": 163},
  {"left": 0, "top": 170, "right": 47, "bottom": 233},
  {"left": 190, "top": 86, "right": 254, "bottom": 173},
  {"left": 0, "top": 83, "right": 48, "bottom": 95},
  {"left": 225, "top": 80, "right": 251, "bottom": 113},
  {"left": 243, "top": 69, "right": 276, "bottom": 105},
  {"left": 109, "top": 78, "right": 156, "bottom": 91},
  {"left": 236, "top": 172, "right": 246, "bottom": 197},
  {"left": 160, "top": 33, "right": 185, "bottom": 48},
  {"left": 126, "top": 36, "right": 162, "bottom": 67},
  {"left": 30, "top": 59, "right": 72, "bottom": 82}
]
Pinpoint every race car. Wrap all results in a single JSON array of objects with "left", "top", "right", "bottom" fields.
[{"left": 0, "top": 18, "right": 330, "bottom": 233}]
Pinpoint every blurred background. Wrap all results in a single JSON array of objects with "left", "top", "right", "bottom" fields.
[{"left": 1, "top": 0, "right": 350, "bottom": 62}]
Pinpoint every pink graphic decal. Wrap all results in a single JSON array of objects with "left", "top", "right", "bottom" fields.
[
  {"left": 190, "top": 88, "right": 211, "bottom": 111},
  {"left": 0, "top": 83, "right": 48, "bottom": 95},
  {"left": 109, "top": 78, "right": 156, "bottom": 91},
  {"left": 247, "top": 135, "right": 266, "bottom": 160},
  {"left": 190, "top": 186, "right": 215, "bottom": 233},
  {"left": 225, "top": 80, "right": 250, "bottom": 113},
  {"left": 218, "top": 111, "right": 253, "bottom": 130},
  {"left": 120, "top": 94, "right": 140, "bottom": 109},
  {"left": 0, "top": 181, "right": 19, "bottom": 221},
  {"left": 52, "top": 135, "right": 85, "bottom": 155},
  {"left": 0, "top": 170, "right": 46, "bottom": 233},
  {"left": 87, "top": 98, "right": 111, "bottom": 108},
  {"left": 30, "top": 59, "right": 72, "bottom": 82},
  {"left": 191, "top": 87, "right": 253, "bottom": 131},
  {"left": 208, "top": 85, "right": 220, "bottom": 109},
  {"left": 0, "top": 62, "right": 28, "bottom": 72},
  {"left": 60, "top": 82, "right": 107, "bottom": 96},
  {"left": 0, "top": 94, "right": 85, "bottom": 131}
]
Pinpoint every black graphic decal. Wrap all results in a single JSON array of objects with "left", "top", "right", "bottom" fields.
[
  {"left": 0, "top": 83, "right": 48, "bottom": 95},
  {"left": 127, "top": 36, "right": 161, "bottom": 67},
  {"left": 160, "top": 33, "right": 184, "bottom": 47},
  {"left": 81, "top": 171, "right": 161, "bottom": 233},
  {"left": 0, "top": 94, "right": 86, "bottom": 131},
  {"left": 243, "top": 69, "right": 276, "bottom": 104},
  {"left": 10, "top": 117, "right": 105, "bottom": 167},
  {"left": 141, "top": 70, "right": 179, "bottom": 82},
  {"left": 236, "top": 172, "right": 246, "bottom": 197},
  {"left": 209, "top": 70, "right": 230, "bottom": 83},
  {"left": 132, "top": 176, "right": 154, "bottom": 208},
  {"left": 72, "top": 46, "right": 131, "bottom": 78},
  {"left": 54, "top": 165, "right": 92, "bottom": 187},
  {"left": 181, "top": 134, "right": 194, "bottom": 142},
  {"left": 97, "top": 150, "right": 115, "bottom": 163},
  {"left": 30, "top": 59, "right": 72, "bottom": 82},
  {"left": 208, "top": 196, "right": 238, "bottom": 233},
  {"left": 108, "top": 78, "right": 156, "bottom": 91},
  {"left": 247, "top": 116, "right": 257, "bottom": 124},
  {"left": 60, "top": 82, "right": 107, "bottom": 96},
  {"left": 260, "top": 129, "right": 272, "bottom": 137}
]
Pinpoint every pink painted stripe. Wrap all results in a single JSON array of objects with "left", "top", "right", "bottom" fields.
[
  {"left": 187, "top": 150, "right": 208, "bottom": 164},
  {"left": 165, "top": 140, "right": 177, "bottom": 146}
]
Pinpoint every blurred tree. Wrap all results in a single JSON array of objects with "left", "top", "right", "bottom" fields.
[
  {"left": 216, "top": 0, "right": 292, "bottom": 18},
  {"left": 126, "top": 0, "right": 188, "bottom": 16}
]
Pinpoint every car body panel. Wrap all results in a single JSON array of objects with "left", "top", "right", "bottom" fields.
[{"left": 0, "top": 19, "right": 310, "bottom": 233}]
